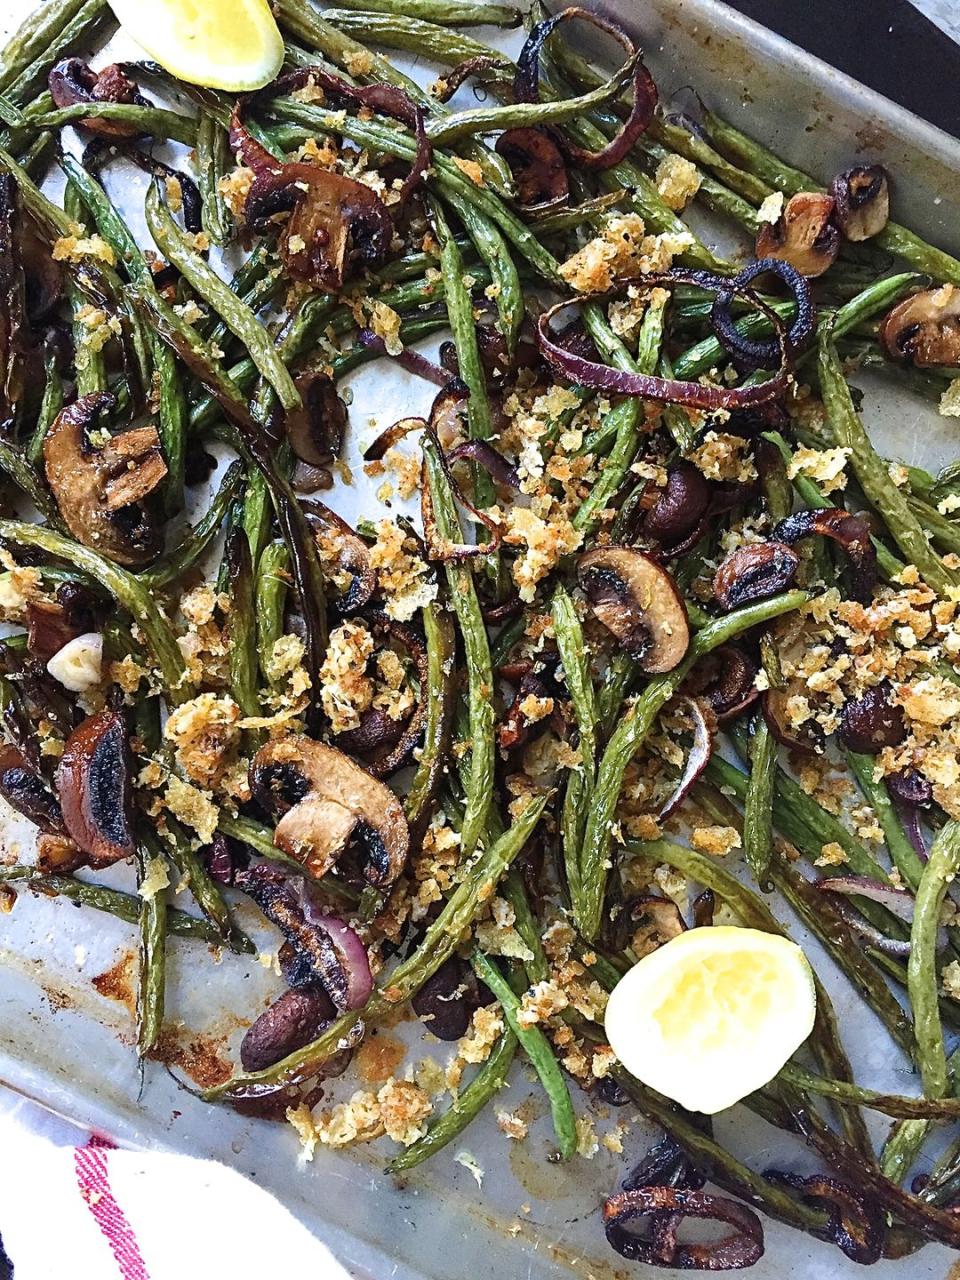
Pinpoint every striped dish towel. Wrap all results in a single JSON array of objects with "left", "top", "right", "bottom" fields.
[{"left": 0, "top": 1099, "right": 352, "bottom": 1279}]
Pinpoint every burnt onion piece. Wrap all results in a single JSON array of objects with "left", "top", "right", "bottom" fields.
[
  {"left": 235, "top": 863, "right": 373, "bottom": 1011},
  {"left": 302, "top": 500, "right": 375, "bottom": 614},
  {"left": 764, "top": 1170, "right": 884, "bottom": 1264},
  {"left": 755, "top": 192, "right": 841, "bottom": 277},
  {"left": 43, "top": 392, "right": 167, "bottom": 566},
  {"left": 48, "top": 58, "right": 150, "bottom": 138},
  {"left": 685, "top": 646, "right": 759, "bottom": 722},
  {"left": 578, "top": 547, "right": 689, "bottom": 672},
  {"left": 537, "top": 270, "right": 793, "bottom": 410},
  {"left": 496, "top": 127, "right": 569, "bottom": 212},
  {"left": 276, "top": 68, "right": 431, "bottom": 209},
  {"left": 249, "top": 735, "right": 409, "bottom": 886},
  {"left": 658, "top": 697, "right": 714, "bottom": 820},
  {"left": 446, "top": 439, "right": 520, "bottom": 491},
  {"left": 240, "top": 984, "right": 339, "bottom": 1072},
  {"left": 515, "top": 7, "right": 657, "bottom": 169},
  {"left": 411, "top": 954, "right": 488, "bottom": 1041},
  {"left": 0, "top": 743, "right": 63, "bottom": 833},
  {"left": 713, "top": 542, "right": 800, "bottom": 612},
  {"left": 285, "top": 370, "right": 347, "bottom": 469},
  {"left": 643, "top": 462, "right": 711, "bottom": 547},
  {"left": 838, "top": 683, "right": 906, "bottom": 754},
  {"left": 421, "top": 427, "right": 503, "bottom": 561},
  {"left": 55, "top": 709, "right": 134, "bottom": 867},
  {"left": 334, "top": 613, "right": 429, "bottom": 779},
  {"left": 432, "top": 54, "right": 514, "bottom": 103},
  {"left": 880, "top": 287, "right": 960, "bottom": 367},
  {"left": 603, "top": 1188, "right": 764, "bottom": 1269},
  {"left": 711, "top": 258, "right": 815, "bottom": 369},
  {"left": 830, "top": 165, "right": 890, "bottom": 242},
  {"left": 230, "top": 105, "right": 393, "bottom": 291},
  {"left": 773, "top": 507, "right": 878, "bottom": 603}
]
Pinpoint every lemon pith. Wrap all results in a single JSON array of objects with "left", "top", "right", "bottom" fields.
[
  {"left": 107, "top": 0, "right": 284, "bottom": 92},
  {"left": 604, "top": 926, "right": 817, "bottom": 1115}
]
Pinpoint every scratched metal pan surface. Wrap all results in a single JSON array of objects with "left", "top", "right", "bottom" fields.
[{"left": 1, "top": 0, "right": 959, "bottom": 1276}]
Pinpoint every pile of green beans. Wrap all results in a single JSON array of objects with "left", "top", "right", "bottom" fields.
[{"left": 5, "top": 0, "right": 960, "bottom": 1263}]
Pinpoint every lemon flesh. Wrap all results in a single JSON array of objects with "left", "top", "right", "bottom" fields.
[
  {"left": 604, "top": 926, "right": 816, "bottom": 1115},
  {"left": 107, "top": 0, "right": 283, "bottom": 91}
]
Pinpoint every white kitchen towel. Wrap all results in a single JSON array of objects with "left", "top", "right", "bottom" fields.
[{"left": 0, "top": 1100, "right": 352, "bottom": 1280}]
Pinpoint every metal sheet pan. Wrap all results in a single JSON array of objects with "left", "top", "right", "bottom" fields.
[{"left": 1, "top": 1, "right": 959, "bottom": 1276}]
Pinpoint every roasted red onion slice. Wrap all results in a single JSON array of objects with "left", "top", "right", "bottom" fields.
[
  {"left": 515, "top": 7, "right": 657, "bottom": 169},
  {"left": 446, "top": 439, "right": 520, "bottom": 490},
  {"left": 764, "top": 1171, "right": 884, "bottom": 1265},
  {"left": 659, "top": 697, "right": 713, "bottom": 820},
  {"left": 889, "top": 769, "right": 932, "bottom": 862},
  {"left": 603, "top": 1188, "right": 764, "bottom": 1269},
  {"left": 685, "top": 646, "right": 759, "bottom": 722},
  {"left": 496, "top": 127, "right": 569, "bottom": 211},
  {"left": 773, "top": 508, "right": 877, "bottom": 603},
  {"left": 816, "top": 875, "right": 916, "bottom": 921},
  {"left": 357, "top": 331, "right": 450, "bottom": 387},
  {"left": 537, "top": 270, "right": 792, "bottom": 410},
  {"left": 235, "top": 864, "right": 373, "bottom": 1011},
  {"left": 432, "top": 55, "right": 513, "bottom": 103},
  {"left": 275, "top": 68, "right": 431, "bottom": 208},
  {"left": 711, "top": 258, "right": 815, "bottom": 369}
]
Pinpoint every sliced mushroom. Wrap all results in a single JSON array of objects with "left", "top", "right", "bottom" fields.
[
  {"left": 249, "top": 736, "right": 409, "bottom": 885},
  {"left": 684, "top": 646, "right": 759, "bottom": 722},
  {"left": 629, "top": 895, "right": 686, "bottom": 959},
  {"left": 43, "top": 393, "right": 167, "bottom": 566},
  {"left": 838, "top": 684, "right": 906, "bottom": 754},
  {"left": 26, "top": 599, "right": 82, "bottom": 662},
  {"left": 643, "top": 462, "right": 710, "bottom": 547},
  {"left": 879, "top": 286, "right": 960, "bottom": 367},
  {"left": 762, "top": 684, "right": 823, "bottom": 754},
  {"left": 55, "top": 708, "right": 134, "bottom": 867},
  {"left": 496, "top": 127, "right": 569, "bottom": 211},
  {"left": 755, "top": 192, "right": 841, "bottom": 277},
  {"left": 577, "top": 548, "right": 689, "bottom": 673},
  {"left": 285, "top": 370, "right": 347, "bottom": 469},
  {"left": 830, "top": 165, "right": 890, "bottom": 241},
  {"left": 713, "top": 541, "right": 799, "bottom": 612},
  {"left": 0, "top": 743, "right": 63, "bottom": 833},
  {"left": 302, "top": 500, "right": 375, "bottom": 614},
  {"left": 240, "top": 984, "right": 338, "bottom": 1072},
  {"left": 48, "top": 58, "right": 150, "bottom": 138},
  {"left": 773, "top": 508, "right": 877, "bottom": 602}
]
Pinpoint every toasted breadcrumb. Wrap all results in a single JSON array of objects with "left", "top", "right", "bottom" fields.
[
  {"left": 162, "top": 775, "right": 219, "bottom": 845},
  {"left": 52, "top": 222, "right": 116, "bottom": 266},
  {"left": 319, "top": 620, "right": 374, "bottom": 733},
  {"left": 655, "top": 154, "right": 701, "bottom": 210},
  {"left": 163, "top": 693, "right": 240, "bottom": 787},
  {"left": 690, "top": 826, "right": 741, "bottom": 856}
]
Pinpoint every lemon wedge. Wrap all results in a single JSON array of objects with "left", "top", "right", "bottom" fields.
[
  {"left": 604, "top": 926, "right": 816, "bottom": 1114},
  {"left": 107, "top": 0, "right": 284, "bottom": 91}
]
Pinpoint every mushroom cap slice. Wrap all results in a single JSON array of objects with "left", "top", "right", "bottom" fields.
[
  {"left": 577, "top": 547, "right": 689, "bottom": 673},
  {"left": 249, "top": 736, "right": 409, "bottom": 885},
  {"left": 755, "top": 192, "right": 840, "bottom": 278},
  {"left": 829, "top": 165, "right": 889, "bottom": 242},
  {"left": 43, "top": 393, "right": 167, "bottom": 566},
  {"left": 56, "top": 708, "right": 134, "bottom": 867},
  {"left": 879, "top": 287, "right": 960, "bottom": 367}
]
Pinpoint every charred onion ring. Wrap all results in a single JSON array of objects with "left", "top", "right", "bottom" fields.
[
  {"left": 515, "top": 7, "right": 657, "bottom": 169},
  {"left": 764, "top": 1170, "right": 884, "bottom": 1264},
  {"left": 711, "top": 258, "right": 815, "bottom": 368},
  {"left": 536, "top": 270, "right": 793, "bottom": 409},
  {"left": 603, "top": 1187, "right": 764, "bottom": 1269}
]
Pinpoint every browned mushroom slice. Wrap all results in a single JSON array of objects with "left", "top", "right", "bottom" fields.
[
  {"left": 48, "top": 58, "right": 150, "bottom": 138},
  {"left": 56, "top": 708, "right": 134, "bottom": 867},
  {"left": 285, "top": 370, "right": 347, "bottom": 468},
  {"left": 0, "top": 743, "right": 64, "bottom": 833},
  {"left": 879, "top": 287, "right": 960, "bottom": 367},
  {"left": 755, "top": 192, "right": 840, "bottom": 277},
  {"left": 629, "top": 895, "right": 687, "bottom": 959},
  {"left": 830, "top": 165, "right": 890, "bottom": 241},
  {"left": 496, "top": 127, "right": 569, "bottom": 211},
  {"left": 240, "top": 984, "right": 338, "bottom": 1072},
  {"left": 302, "top": 500, "right": 376, "bottom": 614},
  {"left": 713, "top": 541, "right": 800, "bottom": 612},
  {"left": 838, "top": 684, "right": 906, "bottom": 754},
  {"left": 762, "top": 684, "right": 823, "bottom": 753},
  {"left": 577, "top": 547, "right": 689, "bottom": 672},
  {"left": 43, "top": 393, "right": 167, "bottom": 566},
  {"left": 244, "top": 160, "right": 392, "bottom": 291},
  {"left": 249, "top": 736, "right": 409, "bottom": 885}
]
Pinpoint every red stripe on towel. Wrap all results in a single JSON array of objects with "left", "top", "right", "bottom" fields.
[{"left": 74, "top": 1137, "right": 150, "bottom": 1280}]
